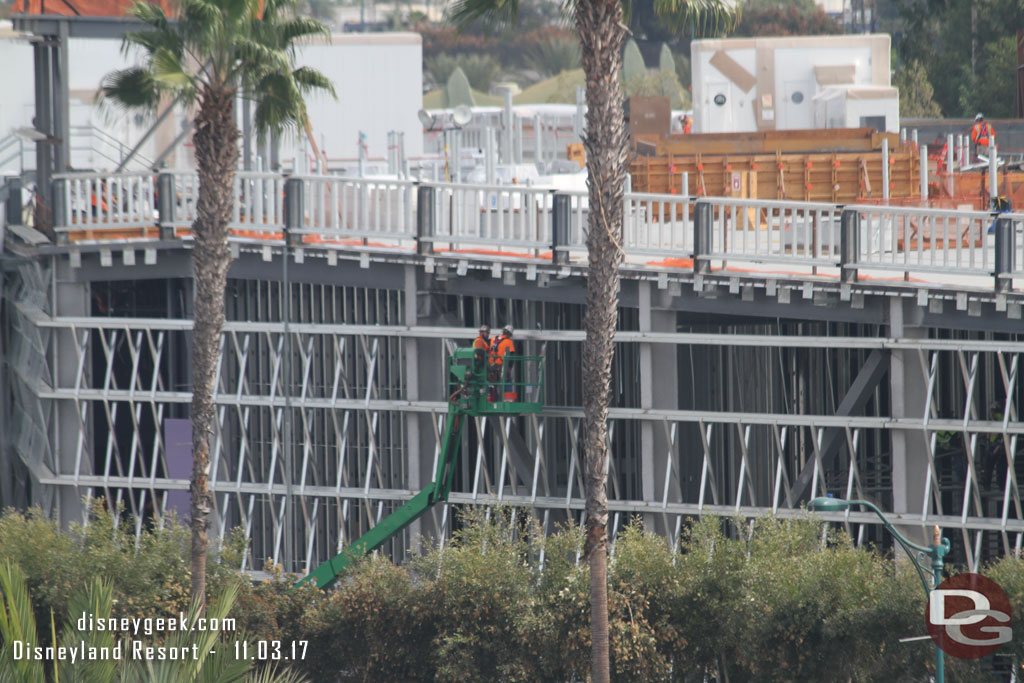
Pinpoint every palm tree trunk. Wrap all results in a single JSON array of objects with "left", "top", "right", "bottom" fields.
[
  {"left": 575, "top": 0, "right": 628, "bottom": 681},
  {"left": 190, "top": 85, "right": 240, "bottom": 607}
]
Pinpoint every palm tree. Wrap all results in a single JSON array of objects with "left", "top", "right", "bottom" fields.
[
  {"left": 0, "top": 561, "right": 306, "bottom": 683},
  {"left": 450, "top": 1, "right": 737, "bottom": 680},
  {"left": 102, "top": 0, "right": 334, "bottom": 607}
]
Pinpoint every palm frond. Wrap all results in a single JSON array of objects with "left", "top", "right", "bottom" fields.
[
  {"left": 122, "top": 27, "right": 184, "bottom": 60},
  {"left": 448, "top": 0, "right": 520, "bottom": 33},
  {"left": 100, "top": 66, "right": 164, "bottom": 112},
  {"left": 127, "top": 0, "right": 170, "bottom": 29},
  {"left": 233, "top": 37, "right": 291, "bottom": 73},
  {"left": 102, "top": 0, "right": 333, "bottom": 143},
  {"left": 291, "top": 66, "right": 336, "bottom": 99},
  {"left": 153, "top": 47, "right": 194, "bottom": 88},
  {"left": 653, "top": 0, "right": 740, "bottom": 36},
  {"left": 222, "top": 0, "right": 253, "bottom": 27},
  {"left": 246, "top": 663, "right": 309, "bottom": 683},
  {"left": 278, "top": 17, "right": 331, "bottom": 47},
  {"left": 58, "top": 578, "right": 118, "bottom": 683},
  {"left": 0, "top": 561, "right": 46, "bottom": 683},
  {"left": 252, "top": 71, "right": 304, "bottom": 140}
]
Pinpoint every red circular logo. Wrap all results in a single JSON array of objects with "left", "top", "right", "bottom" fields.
[{"left": 926, "top": 573, "right": 1012, "bottom": 659}]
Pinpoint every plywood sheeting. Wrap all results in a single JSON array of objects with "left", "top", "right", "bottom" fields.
[{"left": 630, "top": 148, "right": 921, "bottom": 203}]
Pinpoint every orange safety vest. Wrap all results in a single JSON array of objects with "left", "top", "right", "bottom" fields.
[
  {"left": 682, "top": 119, "right": 692, "bottom": 134},
  {"left": 490, "top": 334, "right": 515, "bottom": 365},
  {"left": 472, "top": 334, "right": 490, "bottom": 351},
  {"left": 972, "top": 121, "right": 995, "bottom": 147}
]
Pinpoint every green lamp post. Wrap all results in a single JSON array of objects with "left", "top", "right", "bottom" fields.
[{"left": 808, "top": 496, "right": 951, "bottom": 683}]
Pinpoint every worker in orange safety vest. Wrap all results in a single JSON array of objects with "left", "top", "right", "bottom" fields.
[
  {"left": 472, "top": 324, "right": 491, "bottom": 383},
  {"left": 489, "top": 325, "right": 517, "bottom": 401},
  {"left": 90, "top": 181, "right": 109, "bottom": 218},
  {"left": 971, "top": 113, "right": 995, "bottom": 158},
  {"left": 682, "top": 115, "right": 692, "bottom": 134}
]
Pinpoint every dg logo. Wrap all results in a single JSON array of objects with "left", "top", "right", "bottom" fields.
[{"left": 927, "top": 573, "right": 1013, "bottom": 659}]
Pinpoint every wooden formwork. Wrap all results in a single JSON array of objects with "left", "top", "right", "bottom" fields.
[{"left": 629, "top": 148, "right": 922, "bottom": 203}]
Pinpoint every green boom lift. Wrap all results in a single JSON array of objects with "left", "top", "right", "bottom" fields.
[{"left": 297, "top": 346, "right": 544, "bottom": 590}]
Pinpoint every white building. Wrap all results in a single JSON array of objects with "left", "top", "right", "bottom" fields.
[
  {"left": 690, "top": 34, "right": 897, "bottom": 135},
  {"left": 0, "top": 22, "right": 423, "bottom": 174}
]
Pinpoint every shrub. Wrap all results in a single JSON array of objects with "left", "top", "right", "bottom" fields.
[
  {"left": 524, "top": 36, "right": 581, "bottom": 78},
  {"left": 424, "top": 53, "right": 501, "bottom": 92}
]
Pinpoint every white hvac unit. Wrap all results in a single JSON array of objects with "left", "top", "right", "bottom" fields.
[
  {"left": 691, "top": 34, "right": 896, "bottom": 134},
  {"left": 812, "top": 86, "right": 899, "bottom": 133}
]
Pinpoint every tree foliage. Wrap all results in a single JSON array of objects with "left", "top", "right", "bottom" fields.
[
  {"left": 0, "top": 563, "right": 306, "bottom": 683},
  {"left": 524, "top": 35, "right": 582, "bottom": 78},
  {"left": 3, "top": 505, "right": 1020, "bottom": 681},
  {"left": 732, "top": 4, "right": 842, "bottom": 37},
  {"left": 893, "top": 59, "right": 943, "bottom": 117},
  {"left": 101, "top": 0, "right": 333, "bottom": 607},
  {"left": 893, "top": 0, "right": 1022, "bottom": 117},
  {"left": 425, "top": 52, "right": 502, "bottom": 92}
]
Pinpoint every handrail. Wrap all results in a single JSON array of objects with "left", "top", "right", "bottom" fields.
[{"left": 41, "top": 169, "right": 1022, "bottom": 293}]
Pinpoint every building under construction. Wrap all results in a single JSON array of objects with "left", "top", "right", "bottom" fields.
[{"left": 2, "top": 8, "right": 1024, "bottom": 577}]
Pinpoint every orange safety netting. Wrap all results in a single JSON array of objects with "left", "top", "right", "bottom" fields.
[{"left": 12, "top": 0, "right": 174, "bottom": 16}]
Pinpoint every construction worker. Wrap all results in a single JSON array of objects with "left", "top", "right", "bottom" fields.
[
  {"left": 472, "top": 324, "right": 491, "bottom": 394},
  {"left": 90, "top": 180, "right": 109, "bottom": 219},
  {"left": 682, "top": 115, "right": 693, "bottom": 134},
  {"left": 971, "top": 113, "right": 995, "bottom": 159},
  {"left": 472, "top": 324, "right": 491, "bottom": 359},
  {"left": 490, "top": 325, "right": 517, "bottom": 401}
]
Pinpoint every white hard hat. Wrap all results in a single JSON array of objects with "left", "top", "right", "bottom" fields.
[
  {"left": 975, "top": 112, "right": 984, "bottom": 121},
  {"left": 503, "top": 324, "right": 514, "bottom": 335}
]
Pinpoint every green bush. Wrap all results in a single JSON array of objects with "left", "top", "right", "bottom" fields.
[
  {"left": 0, "top": 501, "right": 241, "bottom": 634},
  {"left": 302, "top": 556, "right": 432, "bottom": 683},
  {"left": 984, "top": 554, "right": 1024, "bottom": 668},
  {"left": 4, "top": 503, "right": 1014, "bottom": 682}
]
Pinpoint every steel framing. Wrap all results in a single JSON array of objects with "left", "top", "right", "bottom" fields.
[{"left": 3, "top": 243, "right": 1024, "bottom": 574}]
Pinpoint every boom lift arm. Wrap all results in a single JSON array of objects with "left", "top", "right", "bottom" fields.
[{"left": 296, "top": 348, "right": 543, "bottom": 590}]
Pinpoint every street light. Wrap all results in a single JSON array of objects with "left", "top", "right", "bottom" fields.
[
  {"left": 808, "top": 496, "right": 951, "bottom": 683},
  {"left": 417, "top": 106, "right": 473, "bottom": 182}
]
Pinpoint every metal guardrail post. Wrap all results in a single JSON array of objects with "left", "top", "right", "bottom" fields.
[
  {"left": 840, "top": 207, "right": 860, "bottom": 284},
  {"left": 552, "top": 192, "right": 570, "bottom": 265},
  {"left": 5, "top": 177, "right": 22, "bottom": 226},
  {"left": 284, "top": 176, "right": 304, "bottom": 240},
  {"left": 157, "top": 171, "right": 175, "bottom": 239},
  {"left": 51, "top": 178, "right": 67, "bottom": 243},
  {"left": 416, "top": 184, "right": 435, "bottom": 255},
  {"left": 994, "top": 215, "right": 1015, "bottom": 293},
  {"left": 693, "top": 199, "right": 712, "bottom": 274}
]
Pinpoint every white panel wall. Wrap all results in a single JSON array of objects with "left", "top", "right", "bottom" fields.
[
  {"left": 1, "top": 23, "right": 423, "bottom": 174},
  {"left": 282, "top": 33, "right": 423, "bottom": 168}
]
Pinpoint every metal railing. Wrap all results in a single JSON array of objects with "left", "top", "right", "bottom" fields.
[
  {"left": 54, "top": 172, "right": 157, "bottom": 242},
  {"left": 0, "top": 136, "right": 31, "bottom": 175},
  {"left": 295, "top": 175, "right": 417, "bottom": 244},
  {"left": 432, "top": 182, "right": 558, "bottom": 255},
  {"left": 45, "top": 170, "right": 1023, "bottom": 292},
  {"left": 68, "top": 125, "right": 155, "bottom": 171},
  {"left": 622, "top": 192, "right": 693, "bottom": 257},
  {"left": 705, "top": 197, "right": 842, "bottom": 267},
  {"left": 854, "top": 204, "right": 995, "bottom": 275}
]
